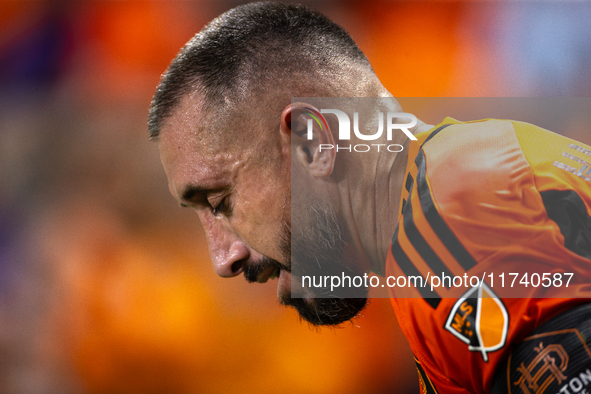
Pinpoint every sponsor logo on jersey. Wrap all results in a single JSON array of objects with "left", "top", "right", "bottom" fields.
[{"left": 444, "top": 282, "right": 508, "bottom": 362}]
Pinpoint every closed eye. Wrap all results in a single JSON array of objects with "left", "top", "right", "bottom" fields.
[{"left": 212, "top": 196, "right": 232, "bottom": 216}]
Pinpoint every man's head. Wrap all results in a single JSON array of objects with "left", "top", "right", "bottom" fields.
[{"left": 150, "top": 2, "right": 384, "bottom": 326}]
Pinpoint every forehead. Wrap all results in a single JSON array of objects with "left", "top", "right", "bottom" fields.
[{"left": 158, "top": 93, "right": 240, "bottom": 198}]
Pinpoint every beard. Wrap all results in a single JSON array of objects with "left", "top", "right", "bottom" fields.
[
  {"left": 243, "top": 253, "right": 367, "bottom": 326},
  {"left": 282, "top": 199, "right": 369, "bottom": 326},
  {"left": 241, "top": 199, "right": 368, "bottom": 326}
]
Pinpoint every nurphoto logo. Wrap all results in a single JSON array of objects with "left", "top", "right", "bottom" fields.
[{"left": 303, "top": 106, "right": 417, "bottom": 153}]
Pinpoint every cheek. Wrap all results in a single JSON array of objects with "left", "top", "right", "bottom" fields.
[{"left": 234, "top": 178, "right": 289, "bottom": 254}]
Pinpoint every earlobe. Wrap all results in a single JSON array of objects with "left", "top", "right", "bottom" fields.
[
  {"left": 281, "top": 102, "right": 336, "bottom": 178},
  {"left": 307, "top": 130, "right": 335, "bottom": 178}
]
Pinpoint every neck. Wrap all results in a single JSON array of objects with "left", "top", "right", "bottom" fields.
[{"left": 339, "top": 117, "right": 432, "bottom": 276}]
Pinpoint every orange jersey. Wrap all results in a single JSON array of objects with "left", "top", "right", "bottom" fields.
[{"left": 386, "top": 118, "right": 591, "bottom": 393}]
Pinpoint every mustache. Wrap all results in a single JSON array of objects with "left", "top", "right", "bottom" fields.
[{"left": 243, "top": 256, "right": 288, "bottom": 283}]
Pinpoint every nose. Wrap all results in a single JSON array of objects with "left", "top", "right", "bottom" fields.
[
  {"left": 210, "top": 239, "right": 249, "bottom": 277},
  {"left": 200, "top": 215, "right": 249, "bottom": 278}
]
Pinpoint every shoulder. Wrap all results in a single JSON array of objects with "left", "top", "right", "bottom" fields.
[
  {"left": 418, "top": 118, "right": 528, "bottom": 196},
  {"left": 409, "top": 118, "right": 537, "bottom": 246}
]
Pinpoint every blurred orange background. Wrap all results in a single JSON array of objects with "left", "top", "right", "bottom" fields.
[{"left": 1, "top": 1, "right": 590, "bottom": 393}]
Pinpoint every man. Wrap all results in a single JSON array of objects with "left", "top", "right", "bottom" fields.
[{"left": 148, "top": 2, "right": 591, "bottom": 393}]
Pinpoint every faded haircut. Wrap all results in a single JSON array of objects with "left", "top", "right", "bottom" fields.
[{"left": 148, "top": 1, "right": 372, "bottom": 140}]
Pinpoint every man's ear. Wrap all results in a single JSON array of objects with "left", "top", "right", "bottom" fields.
[{"left": 280, "top": 102, "right": 336, "bottom": 178}]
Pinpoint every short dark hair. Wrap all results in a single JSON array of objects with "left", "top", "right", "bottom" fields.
[{"left": 148, "top": 1, "right": 371, "bottom": 140}]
